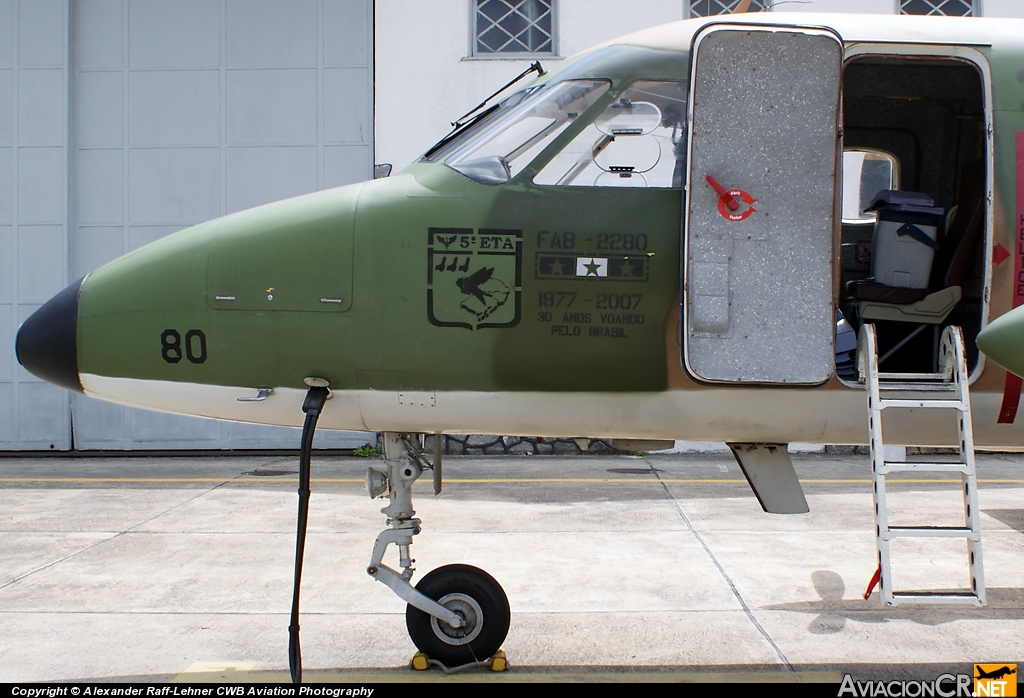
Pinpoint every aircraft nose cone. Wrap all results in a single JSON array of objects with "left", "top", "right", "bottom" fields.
[
  {"left": 15, "top": 277, "right": 85, "bottom": 393},
  {"left": 977, "top": 305, "right": 1024, "bottom": 379}
]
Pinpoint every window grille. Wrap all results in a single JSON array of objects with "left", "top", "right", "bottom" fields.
[
  {"left": 688, "top": 0, "right": 766, "bottom": 17},
  {"left": 474, "top": 0, "right": 555, "bottom": 56},
  {"left": 899, "top": 0, "right": 974, "bottom": 15}
]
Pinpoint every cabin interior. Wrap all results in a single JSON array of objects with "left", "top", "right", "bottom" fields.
[{"left": 838, "top": 54, "right": 987, "bottom": 381}]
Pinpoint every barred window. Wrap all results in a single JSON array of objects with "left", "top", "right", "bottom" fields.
[
  {"left": 474, "top": 0, "right": 555, "bottom": 57},
  {"left": 688, "top": 0, "right": 766, "bottom": 17},
  {"left": 899, "top": 0, "right": 975, "bottom": 15}
]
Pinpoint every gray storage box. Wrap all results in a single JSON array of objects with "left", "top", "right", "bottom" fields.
[{"left": 867, "top": 191, "right": 944, "bottom": 289}]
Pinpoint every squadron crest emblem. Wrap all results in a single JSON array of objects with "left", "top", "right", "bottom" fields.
[{"left": 427, "top": 228, "right": 522, "bottom": 330}]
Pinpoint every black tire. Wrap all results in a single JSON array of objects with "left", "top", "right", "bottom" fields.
[{"left": 405, "top": 564, "right": 510, "bottom": 666}]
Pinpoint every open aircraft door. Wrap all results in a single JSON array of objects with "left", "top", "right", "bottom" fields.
[{"left": 683, "top": 25, "right": 842, "bottom": 385}]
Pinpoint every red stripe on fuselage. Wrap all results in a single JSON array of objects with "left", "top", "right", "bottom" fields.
[{"left": 996, "top": 132, "right": 1024, "bottom": 423}]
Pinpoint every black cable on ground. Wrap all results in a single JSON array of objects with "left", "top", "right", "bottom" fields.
[{"left": 288, "top": 386, "right": 330, "bottom": 684}]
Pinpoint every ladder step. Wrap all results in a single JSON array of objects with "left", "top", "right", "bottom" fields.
[
  {"left": 887, "top": 592, "right": 984, "bottom": 607},
  {"left": 877, "top": 461, "right": 970, "bottom": 474},
  {"left": 883, "top": 526, "right": 980, "bottom": 540},
  {"left": 875, "top": 381, "right": 958, "bottom": 391},
  {"left": 877, "top": 372, "right": 951, "bottom": 381},
  {"left": 876, "top": 398, "right": 966, "bottom": 410},
  {"left": 850, "top": 380, "right": 957, "bottom": 391},
  {"left": 861, "top": 324, "right": 985, "bottom": 607}
]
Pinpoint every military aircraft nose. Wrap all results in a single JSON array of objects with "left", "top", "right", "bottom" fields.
[
  {"left": 977, "top": 305, "right": 1024, "bottom": 378},
  {"left": 15, "top": 277, "right": 85, "bottom": 394}
]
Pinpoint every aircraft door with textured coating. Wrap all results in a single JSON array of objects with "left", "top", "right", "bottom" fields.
[{"left": 683, "top": 25, "right": 841, "bottom": 385}]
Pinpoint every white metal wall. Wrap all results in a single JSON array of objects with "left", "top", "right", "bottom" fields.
[
  {"left": 0, "top": 0, "right": 71, "bottom": 451},
  {"left": 1, "top": 0, "right": 374, "bottom": 450},
  {"left": 375, "top": 0, "right": 1024, "bottom": 172}
]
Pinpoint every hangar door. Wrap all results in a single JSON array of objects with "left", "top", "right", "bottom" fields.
[
  {"left": 0, "top": 2, "right": 71, "bottom": 450},
  {"left": 683, "top": 25, "right": 841, "bottom": 385},
  {"left": 68, "top": 0, "right": 373, "bottom": 449}
]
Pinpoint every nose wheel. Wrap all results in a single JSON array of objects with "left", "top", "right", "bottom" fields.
[
  {"left": 366, "top": 433, "right": 510, "bottom": 668},
  {"left": 406, "top": 564, "right": 510, "bottom": 666},
  {"left": 288, "top": 415, "right": 508, "bottom": 681}
]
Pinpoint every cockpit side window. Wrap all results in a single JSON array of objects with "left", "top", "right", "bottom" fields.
[
  {"left": 533, "top": 81, "right": 688, "bottom": 188},
  {"left": 438, "top": 79, "right": 610, "bottom": 185},
  {"left": 841, "top": 148, "right": 900, "bottom": 224}
]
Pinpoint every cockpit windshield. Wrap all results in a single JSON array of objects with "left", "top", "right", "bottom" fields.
[
  {"left": 424, "top": 87, "right": 539, "bottom": 163},
  {"left": 425, "top": 79, "right": 610, "bottom": 185}
]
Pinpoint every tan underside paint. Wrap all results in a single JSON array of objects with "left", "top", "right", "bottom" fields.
[{"left": 80, "top": 373, "right": 1024, "bottom": 448}]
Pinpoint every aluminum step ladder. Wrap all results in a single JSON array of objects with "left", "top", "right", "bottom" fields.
[{"left": 858, "top": 323, "right": 985, "bottom": 606}]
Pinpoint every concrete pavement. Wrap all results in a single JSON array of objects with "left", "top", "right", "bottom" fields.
[{"left": 1, "top": 451, "right": 1022, "bottom": 683}]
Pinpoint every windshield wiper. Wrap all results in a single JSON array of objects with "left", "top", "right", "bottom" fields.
[
  {"left": 451, "top": 60, "right": 546, "bottom": 129},
  {"left": 424, "top": 103, "right": 502, "bottom": 160},
  {"left": 424, "top": 61, "right": 546, "bottom": 160}
]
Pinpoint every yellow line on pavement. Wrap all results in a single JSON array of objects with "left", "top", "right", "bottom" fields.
[
  {"left": 0, "top": 477, "right": 274, "bottom": 483},
  {"left": 2, "top": 476, "right": 1022, "bottom": 484},
  {"left": 174, "top": 666, "right": 842, "bottom": 683}
]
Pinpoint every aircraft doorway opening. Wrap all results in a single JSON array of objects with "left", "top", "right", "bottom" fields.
[{"left": 839, "top": 51, "right": 989, "bottom": 382}]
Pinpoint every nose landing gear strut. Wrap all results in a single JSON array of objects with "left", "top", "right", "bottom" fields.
[
  {"left": 366, "top": 433, "right": 510, "bottom": 668},
  {"left": 288, "top": 411, "right": 509, "bottom": 680}
]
